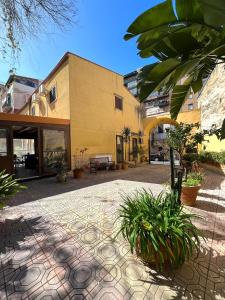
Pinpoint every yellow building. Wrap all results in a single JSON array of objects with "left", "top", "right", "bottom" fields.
[{"left": 18, "top": 52, "right": 142, "bottom": 168}]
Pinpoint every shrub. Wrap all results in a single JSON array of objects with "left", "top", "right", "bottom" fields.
[
  {"left": 0, "top": 170, "right": 26, "bottom": 209},
  {"left": 182, "top": 172, "right": 204, "bottom": 187},
  {"left": 117, "top": 190, "right": 203, "bottom": 270},
  {"left": 183, "top": 151, "right": 225, "bottom": 165}
]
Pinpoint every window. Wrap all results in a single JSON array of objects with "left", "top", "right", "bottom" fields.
[
  {"left": 49, "top": 86, "right": 57, "bottom": 103},
  {"left": 6, "top": 93, "right": 11, "bottom": 106},
  {"left": 188, "top": 92, "right": 193, "bottom": 99},
  {"left": 127, "top": 80, "right": 137, "bottom": 89},
  {"left": 188, "top": 103, "right": 194, "bottom": 110},
  {"left": 31, "top": 106, "right": 35, "bottom": 116},
  {"left": 0, "top": 129, "right": 7, "bottom": 156},
  {"left": 130, "top": 88, "right": 138, "bottom": 96},
  {"left": 115, "top": 96, "right": 123, "bottom": 111}
]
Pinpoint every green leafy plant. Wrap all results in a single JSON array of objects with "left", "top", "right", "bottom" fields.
[
  {"left": 0, "top": 170, "right": 26, "bottom": 209},
  {"left": 121, "top": 127, "right": 131, "bottom": 161},
  {"left": 183, "top": 151, "right": 225, "bottom": 165},
  {"left": 117, "top": 190, "right": 203, "bottom": 270},
  {"left": 124, "top": 0, "right": 225, "bottom": 137},
  {"left": 182, "top": 172, "right": 204, "bottom": 187},
  {"left": 48, "top": 153, "right": 67, "bottom": 175}
]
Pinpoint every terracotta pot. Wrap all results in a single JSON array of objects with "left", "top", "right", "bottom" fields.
[
  {"left": 73, "top": 168, "right": 84, "bottom": 179},
  {"left": 122, "top": 163, "right": 129, "bottom": 170},
  {"left": 116, "top": 163, "right": 122, "bottom": 170},
  {"left": 181, "top": 185, "right": 201, "bottom": 206},
  {"left": 56, "top": 173, "right": 67, "bottom": 183},
  {"left": 136, "top": 237, "right": 171, "bottom": 267}
]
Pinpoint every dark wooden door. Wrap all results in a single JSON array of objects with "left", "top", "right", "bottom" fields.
[
  {"left": 116, "top": 135, "right": 124, "bottom": 163},
  {"left": 132, "top": 138, "right": 138, "bottom": 160}
]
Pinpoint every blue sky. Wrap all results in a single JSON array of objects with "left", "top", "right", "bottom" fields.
[{"left": 0, "top": 0, "right": 161, "bottom": 83}]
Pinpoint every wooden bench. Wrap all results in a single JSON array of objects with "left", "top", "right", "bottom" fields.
[{"left": 90, "top": 156, "right": 115, "bottom": 173}]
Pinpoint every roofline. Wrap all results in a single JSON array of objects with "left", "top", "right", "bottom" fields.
[
  {"left": 18, "top": 51, "right": 138, "bottom": 113},
  {"left": 67, "top": 52, "right": 123, "bottom": 77},
  {"left": 0, "top": 112, "right": 70, "bottom": 126},
  {"left": 5, "top": 74, "right": 40, "bottom": 87}
]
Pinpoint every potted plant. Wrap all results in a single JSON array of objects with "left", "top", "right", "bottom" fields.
[
  {"left": 0, "top": 170, "right": 26, "bottom": 209},
  {"left": 73, "top": 148, "right": 88, "bottom": 179},
  {"left": 117, "top": 190, "right": 202, "bottom": 270},
  {"left": 50, "top": 153, "right": 67, "bottom": 183},
  {"left": 181, "top": 172, "right": 204, "bottom": 206},
  {"left": 122, "top": 161, "right": 129, "bottom": 170},
  {"left": 121, "top": 126, "right": 131, "bottom": 161}
]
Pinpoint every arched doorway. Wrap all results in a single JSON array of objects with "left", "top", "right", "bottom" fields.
[{"left": 143, "top": 117, "right": 178, "bottom": 164}]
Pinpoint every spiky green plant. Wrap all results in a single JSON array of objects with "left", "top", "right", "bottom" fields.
[
  {"left": 182, "top": 172, "right": 204, "bottom": 187},
  {"left": 117, "top": 190, "right": 203, "bottom": 270},
  {"left": 0, "top": 170, "right": 26, "bottom": 209}
]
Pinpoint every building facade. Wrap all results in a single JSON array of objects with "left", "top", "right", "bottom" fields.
[
  {"left": 198, "top": 64, "right": 225, "bottom": 152},
  {"left": 16, "top": 52, "right": 142, "bottom": 172},
  {"left": 0, "top": 75, "right": 40, "bottom": 114},
  {"left": 124, "top": 70, "right": 200, "bottom": 161}
]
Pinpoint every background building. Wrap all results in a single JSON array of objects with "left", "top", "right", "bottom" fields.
[
  {"left": 0, "top": 75, "right": 40, "bottom": 114},
  {"left": 124, "top": 70, "right": 200, "bottom": 162},
  {"left": 13, "top": 52, "right": 142, "bottom": 176}
]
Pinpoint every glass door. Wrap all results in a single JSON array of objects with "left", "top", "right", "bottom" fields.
[{"left": 42, "top": 129, "right": 66, "bottom": 174}]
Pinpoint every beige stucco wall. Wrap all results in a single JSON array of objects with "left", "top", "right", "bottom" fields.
[
  {"left": 68, "top": 54, "right": 142, "bottom": 165},
  {"left": 198, "top": 64, "right": 225, "bottom": 152}
]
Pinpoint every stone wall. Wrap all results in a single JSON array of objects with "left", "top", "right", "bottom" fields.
[{"left": 199, "top": 64, "right": 225, "bottom": 130}]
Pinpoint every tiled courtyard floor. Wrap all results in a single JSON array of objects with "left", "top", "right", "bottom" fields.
[{"left": 0, "top": 165, "right": 225, "bottom": 299}]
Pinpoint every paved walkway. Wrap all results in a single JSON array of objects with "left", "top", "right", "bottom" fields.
[{"left": 0, "top": 165, "right": 225, "bottom": 299}]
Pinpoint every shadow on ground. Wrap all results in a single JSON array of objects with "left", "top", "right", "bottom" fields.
[{"left": 9, "top": 165, "right": 170, "bottom": 206}]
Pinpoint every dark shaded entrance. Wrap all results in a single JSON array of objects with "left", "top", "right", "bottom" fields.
[
  {"left": 116, "top": 135, "right": 124, "bottom": 163},
  {"left": 0, "top": 113, "right": 70, "bottom": 179}
]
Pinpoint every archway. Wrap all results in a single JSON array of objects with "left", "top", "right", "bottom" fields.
[{"left": 143, "top": 116, "right": 178, "bottom": 164}]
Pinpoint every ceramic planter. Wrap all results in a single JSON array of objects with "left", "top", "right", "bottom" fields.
[
  {"left": 136, "top": 237, "right": 171, "bottom": 267},
  {"left": 181, "top": 185, "right": 201, "bottom": 206},
  {"left": 73, "top": 168, "right": 84, "bottom": 179},
  {"left": 116, "top": 163, "right": 122, "bottom": 170},
  {"left": 122, "top": 162, "right": 129, "bottom": 170},
  {"left": 56, "top": 173, "right": 67, "bottom": 183}
]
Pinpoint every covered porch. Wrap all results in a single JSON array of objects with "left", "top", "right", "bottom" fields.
[{"left": 0, "top": 113, "right": 71, "bottom": 180}]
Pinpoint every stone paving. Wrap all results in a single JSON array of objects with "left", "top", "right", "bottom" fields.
[{"left": 0, "top": 165, "right": 225, "bottom": 299}]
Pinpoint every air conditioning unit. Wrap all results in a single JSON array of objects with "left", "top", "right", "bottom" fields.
[
  {"left": 32, "top": 93, "right": 40, "bottom": 103},
  {"left": 39, "top": 84, "right": 47, "bottom": 95}
]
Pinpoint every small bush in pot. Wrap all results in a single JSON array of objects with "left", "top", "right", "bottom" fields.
[
  {"left": 73, "top": 148, "right": 88, "bottom": 179},
  {"left": 117, "top": 190, "right": 202, "bottom": 270},
  {"left": 0, "top": 170, "right": 26, "bottom": 209},
  {"left": 49, "top": 153, "right": 68, "bottom": 183},
  {"left": 181, "top": 172, "right": 204, "bottom": 206}
]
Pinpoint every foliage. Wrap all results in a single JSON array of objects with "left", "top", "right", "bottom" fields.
[
  {"left": 48, "top": 153, "right": 67, "bottom": 175},
  {"left": 183, "top": 151, "right": 225, "bottom": 165},
  {"left": 117, "top": 190, "right": 203, "bottom": 270},
  {"left": 73, "top": 148, "right": 88, "bottom": 170},
  {"left": 0, "top": 170, "right": 26, "bottom": 209},
  {"left": 121, "top": 127, "right": 131, "bottom": 143},
  {"left": 166, "top": 123, "right": 209, "bottom": 158},
  {"left": 124, "top": 0, "right": 225, "bottom": 129},
  {"left": 0, "top": 0, "right": 77, "bottom": 57},
  {"left": 121, "top": 127, "right": 131, "bottom": 161},
  {"left": 182, "top": 172, "right": 204, "bottom": 187}
]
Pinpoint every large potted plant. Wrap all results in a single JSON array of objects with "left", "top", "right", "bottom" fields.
[
  {"left": 49, "top": 153, "right": 67, "bottom": 183},
  {"left": 121, "top": 127, "right": 131, "bottom": 170},
  {"left": 117, "top": 190, "right": 202, "bottom": 270},
  {"left": 0, "top": 170, "right": 25, "bottom": 209},
  {"left": 73, "top": 148, "right": 88, "bottom": 179},
  {"left": 181, "top": 172, "right": 204, "bottom": 206}
]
